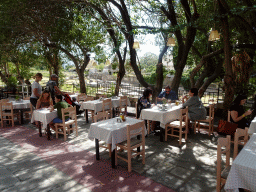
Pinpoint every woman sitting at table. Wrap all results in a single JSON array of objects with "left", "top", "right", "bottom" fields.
[
  {"left": 137, "top": 87, "right": 153, "bottom": 118},
  {"left": 230, "top": 95, "right": 252, "bottom": 129},
  {"left": 182, "top": 88, "right": 206, "bottom": 123},
  {"left": 49, "top": 95, "right": 70, "bottom": 131},
  {"left": 36, "top": 90, "right": 53, "bottom": 109}
]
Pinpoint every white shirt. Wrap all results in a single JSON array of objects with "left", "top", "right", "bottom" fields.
[{"left": 31, "top": 81, "right": 42, "bottom": 98}]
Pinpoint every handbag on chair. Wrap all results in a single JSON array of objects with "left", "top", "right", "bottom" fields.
[{"left": 217, "top": 119, "right": 238, "bottom": 136}]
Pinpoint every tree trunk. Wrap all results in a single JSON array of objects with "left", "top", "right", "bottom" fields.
[
  {"left": 153, "top": 46, "right": 168, "bottom": 101},
  {"left": 219, "top": 0, "right": 234, "bottom": 116},
  {"left": 77, "top": 68, "right": 86, "bottom": 93}
]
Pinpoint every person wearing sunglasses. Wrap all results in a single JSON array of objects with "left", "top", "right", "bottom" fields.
[{"left": 157, "top": 85, "right": 178, "bottom": 104}]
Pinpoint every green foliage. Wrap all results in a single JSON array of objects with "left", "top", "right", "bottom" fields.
[
  {"left": 96, "top": 63, "right": 105, "bottom": 71},
  {"left": 6, "top": 76, "right": 18, "bottom": 88}
]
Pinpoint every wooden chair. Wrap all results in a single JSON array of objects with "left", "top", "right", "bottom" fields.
[
  {"left": 233, "top": 127, "right": 249, "bottom": 160},
  {"left": 55, "top": 106, "right": 78, "bottom": 141},
  {"left": 77, "top": 93, "right": 87, "bottom": 103},
  {"left": 165, "top": 107, "right": 188, "bottom": 145},
  {"left": 102, "top": 98, "right": 112, "bottom": 119},
  {"left": 94, "top": 111, "right": 112, "bottom": 157},
  {"left": 195, "top": 104, "right": 215, "bottom": 135},
  {"left": 23, "top": 96, "right": 30, "bottom": 100},
  {"left": 228, "top": 111, "right": 231, "bottom": 122},
  {"left": 115, "top": 121, "right": 145, "bottom": 172},
  {"left": 216, "top": 135, "right": 231, "bottom": 192},
  {"left": 0, "top": 99, "right": 9, "bottom": 103},
  {"left": 1, "top": 102, "right": 20, "bottom": 127},
  {"left": 116, "top": 96, "right": 128, "bottom": 116},
  {"left": 23, "top": 103, "right": 33, "bottom": 121}
]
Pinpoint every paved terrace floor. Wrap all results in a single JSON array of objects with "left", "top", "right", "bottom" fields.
[{"left": 0, "top": 109, "right": 230, "bottom": 192}]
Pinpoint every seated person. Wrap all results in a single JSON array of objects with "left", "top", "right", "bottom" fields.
[
  {"left": 72, "top": 97, "right": 84, "bottom": 115},
  {"left": 49, "top": 95, "right": 70, "bottom": 131},
  {"left": 36, "top": 90, "right": 53, "bottom": 109},
  {"left": 230, "top": 95, "right": 252, "bottom": 129},
  {"left": 182, "top": 88, "right": 206, "bottom": 122},
  {"left": 157, "top": 85, "right": 178, "bottom": 104},
  {"left": 137, "top": 87, "right": 152, "bottom": 119}
]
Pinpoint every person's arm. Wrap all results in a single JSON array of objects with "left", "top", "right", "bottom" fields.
[
  {"left": 50, "top": 99, "right": 53, "bottom": 107},
  {"left": 182, "top": 97, "right": 194, "bottom": 108},
  {"left": 36, "top": 100, "right": 41, "bottom": 109},
  {"left": 50, "top": 103, "right": 57, "bottom": 112},
  {"left": 157, "top": 92, "right": 164, "bottom": 101},
  {"left": 231, "top": 110, "right": 252, "bottom": 122}
]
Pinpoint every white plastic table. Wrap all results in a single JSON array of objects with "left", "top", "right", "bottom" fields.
[
  {"left": 140, "top": 104, "right": 182, "bottom": 142},
  {"left": 31, "top": 108, "right": 57, "bottom": 140},
  {"left": 88, "top": 117, "right": 145, "bottom": 168},
  {"left": 81, "top": 97, "right": 130, "bottom": 123},
  {"left": 140, "top": 103, "right": 182, "bottom": 129},
  {"left": 248, "top": 117, "right": 256, "bottom": 135},
  {"left": 225, "top": 133, "right": 256, "bottom": 192}
]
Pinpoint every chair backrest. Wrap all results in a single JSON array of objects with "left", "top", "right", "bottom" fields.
[
  {"left": 120, "top": 96, "right": 128, "bottom": 108},
  {"left": 0, "top": 99, "right": 9, "bottom": 103},
  {"left": 209, "top": 104, "right": 215, "bottom": 119},
  {"left": 180, "top": 106, "right": 188, "bottom": 127},
  {"left": 217, "top": 135, "right": 231, "bottom": 171},
  {"left": 77, "top": 93, "right": 87, "bottom": 103},
  {"left": 94, "top": 111, "right": 109, "bottom": 122},
  {"left": 228, "top": 111, "right": 231, "bottom": 122},
  {"left": 217, "top": 135, "right": 231, "bottom": 191},
  {"left": 233, "top": 127, "right": 249, "bottom": 159},
  {"left": 102, "top": 98, "right": 112, "bottom": 111},
  {"left": 85, "top": 96, "right": 94, "bottom": 101},
  {"left": 61, "top": 106, "right": 77, "bottom": 123},
  {"left": 1, "top": 102, "right": 13, "bottom": 113},
  {"left": 23, "top": 97, "right": 30, "bottom": 100},
  {"left": 126, "top": 121, "right": 145, "bottom": 146}
]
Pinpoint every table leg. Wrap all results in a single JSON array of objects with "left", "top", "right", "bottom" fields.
[
  {"left": 112, "top": 108, "right": 115, "bottom": 118},
  {"left": 85, "top": 109, "right": 89, "bottom": 123},
  {"left": 38, "top": 122, "right": 42, "bottom": 137},
  {"left": 47, "top": 125, "right": 51, "bottom": 140},
  {"left": 95, "top": 139, "right": 100, "bottom": 160},
  {"left": 20, "top": 110, "right": 24, "bottom": 124},
  {"left": 160, "top": 127, "right": 164, "bottom": 142},
  {"left": 137, "top": 135, "right": 140, "bottom": 152},
  {"left": 111, "top": 149, "right": 116, "bottom": 169}
]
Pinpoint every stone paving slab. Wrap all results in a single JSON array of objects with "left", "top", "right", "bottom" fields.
[{"left": 0, "top": 112, "right": 230, "bottom": 192}]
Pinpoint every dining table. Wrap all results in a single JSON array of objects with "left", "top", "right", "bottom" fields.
[
  {"left": 81, "top": 97, "right": 130, "bottom": 123},
  {"left": 11, "top": 100, "right": 31, "bottom": 124},
  {"left": 88, "top": 117, "right": 145, "bottom": 168},
  {"left": 224, "top": 133, "right": 256, "bottom": 192},
  {"left": 248, "top": 117, "right": 256, "bottom": 135},
  {"left": 31, "top": 108, "right": 58, "bottom": 140},
  {"left": 140, "top": 103, "right": 182, "bottom": 141}
]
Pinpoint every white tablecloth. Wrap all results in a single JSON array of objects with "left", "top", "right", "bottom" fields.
[
  {"left": 225, "top": 133, "right": 256, "bottom": 192},
  {"left": 11, "top": 100, "right": 30, "bottom": 109},
  {"left": 88, "top": 117, "right": 145, "bottom": 151},
  {"left": 140, "top": 104, "right": 182, "bottom": 128},
  {"left": 80, "top": 97, "right": 130, "bottom": 112},
  {"left": 31, "top": 109, "right": 58, "bottom": 129},
  {"left": 248, "top": 117, "right": 256, "bottom": 135}
]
